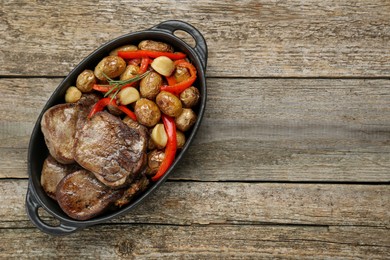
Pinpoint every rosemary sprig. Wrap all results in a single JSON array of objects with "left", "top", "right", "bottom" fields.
[{"left": 102, "top": 70, "right": 151, "bottom": 100}]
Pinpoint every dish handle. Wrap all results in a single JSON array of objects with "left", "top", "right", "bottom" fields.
[
  {"left": 25, "top": 185, "right": 79, "bottom": 236},
  {"left": 151, "top": 20, "right": 208, "bottom": 70}
]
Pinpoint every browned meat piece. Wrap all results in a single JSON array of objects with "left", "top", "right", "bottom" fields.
[
  {"left": 75, "top": 93, "right": 100, "bottom": 133},
  {"left": 74, "top": 112, "right": 148, "bottom": 188},
  {"left": 56, "top": 169, "right": 123, "bottom": 220},
  {"left": 41, "top": 103, "right": 78, "bottom": 164},
  {"left": 122, "top": 116, "right": 149, "bottom": 152},
  {"left": 40, "top": 94, "right": 100, "bottom": 164},
  {"left": 40, "top": 155, "right": 80, "bottom": 200},
  {"left": 115, "top": 174, "right": 149, "bottom": 207}
]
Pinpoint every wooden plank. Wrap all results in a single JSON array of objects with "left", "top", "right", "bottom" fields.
[
  {"left": 1, "top": 0, "right": 390, "bottom": 77},
  {"left": 2, "top": 180, "right": 389, "bottom": 257},
  {"left": 1, "top": 78, "right": 389, "bottom": 181},
  {"left": 2, "top": 180, "right": 389, "bottom": 228},
  {"left": 0, "top": 225, "right": 388, "bottom": 259}
]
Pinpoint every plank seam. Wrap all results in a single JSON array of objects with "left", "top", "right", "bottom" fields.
[
  {"left": 1, "top": 178, "right": 390, "bottom": 185},
  {"left": 1, "top": 75, "right": 390, "bottom": 80}
]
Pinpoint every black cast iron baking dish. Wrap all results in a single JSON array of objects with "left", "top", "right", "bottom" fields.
[{"left": 25, "top": 20, "right": 207, "bottom": 236}]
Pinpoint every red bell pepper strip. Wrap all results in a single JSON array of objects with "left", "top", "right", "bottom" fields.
[
  {"left": 118, "top": 50, "right": 186, "bottom": 60},
  {"left": 88, "top": 97, "right": 115, "bottom": 118},
  {"left": 92, "top": 82, "right": 135, "bottom": 93},
  {"left": 160, "top": 60, "right": 197, "bottom": 95},
  {"left": 93, "top": 83, "right": 136, "bottom": 93},
  {"left": 128, "top": 58, "right": 141, "bottom": 66},
  {"left": 92, "top": 69, "right": 150, "bottom": 93},
  {"left": 139, "top": 57, "right": 151, "bottom": 74},
  {"left": 88, "top": 97, "right": 137, "bottom": 121},
  {"left": 93, "top": 83, "right": 137, "bottom": 93},
  {"left": 120, "top": 83, "right": 137, "bottom": 89},
  {"left": 117, "top": 105, "right": 137, "bottom": 121},
  {"left": 119, "top": 58, "right": 150, "bottom": 90},
  {"left": 93, "top": 63, "right": 152, "bottom": 94},
  {"left": 92, "top": 84, "right": 113, "bottom": 93},
  {"left": 165, "top": 75, "right": 177, "bottom": 86},
  {"left": 151, "top": 115, "right": 177, "bottom": 182}
]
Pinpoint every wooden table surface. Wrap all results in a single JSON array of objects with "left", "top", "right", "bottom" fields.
[{"left": 1, "top": 0, "right": 389, "bottom": 259}]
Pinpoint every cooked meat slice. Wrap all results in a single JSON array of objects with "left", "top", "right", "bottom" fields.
[
  {"left": 40, "top": 94, "right": 100, "bottom": 164},
  {"left": 74, "top": 112, "right": 148, "bottom": 188},
  {"left": 75, "top": 93, "right": 100, "bottom": 133},
  {"left": 121, "top": 117, "right": 149, "bottom": 173},
  {"left": 40, "top": 155, "right": 79, "bottom": 200},
  {"left": 115, "top": 174, "right": 149, "bottom": 207},
  {"left": 122, "top": 116, "right": 149, "bottom": 156},
  {"left": 41, "top": 103, "right": 78, "bottom": 164},
  {"left": 56, "top": 169, "right": 122, "bottom": 220},
  {"left": 122, "top": 116, "right": 149, "bottom": 137}
]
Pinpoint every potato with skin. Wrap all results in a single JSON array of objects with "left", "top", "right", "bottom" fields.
[
  {"left": 109, "top": 45, "right": 138, "bottom": 56},
  {"left": 176, "top": 130, "right": 186, "bottom": 149},
  {"left": 146, "top": 150, "right": 165, "bottom": 176},
  {"left": 174, "top": 66, "right": 191, "bottom": 83},
  {"left": 65, "top": 86, "right": 82, "bottom": 103},
  {"left": 134, "top": 98, "right": 161, "bottom": 127},
  {"left": 76, "top": 70, "right": 96, "bottom": 93},
  {"left": 180, "top": 86, "right": 200, "bottom": 108},
  {"left": 156, "top": 91, "right": 182, "bottom": 117},
  {"left": 120, "top": 64, "right": 139, "bottom": 81},
  {"left": 94, "top": 56, "right": 126, "bottom": 81},
  {"left": 140, "top": 71, "right": 163, "bottom": 100},
  {"left": 138, "top": 40, "right": 174, "bottom": 53},
  {"left": 175, "top": 108, "right": 197, "bottom": 132}
]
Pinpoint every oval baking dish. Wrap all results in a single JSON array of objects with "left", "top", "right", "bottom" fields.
[{"left": 25, "top": 20, "right": 207, "bottom": 235}]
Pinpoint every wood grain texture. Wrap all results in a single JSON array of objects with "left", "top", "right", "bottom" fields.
[
  {"left": 1, "top": 1, "right": 390, "bottom": 258},
  {"left": 1, "top": 78, "right": 389, "bottom": 181},
  {"left": 0, "top": 225, "right": 388, "bottom": 259},
  {"left": 1, "top": 180, "right": 389, "bottom": 258},
  {"left": 1, "top": 180, "right": 389, "bottom": 228},
  {"left": 1, "top": 0, "right": 390, "bottom": 77}
]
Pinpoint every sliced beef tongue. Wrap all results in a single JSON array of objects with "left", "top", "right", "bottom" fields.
[
  {"left": 75, "top": 93, "right": 100, "bottom": 133},
  {"left": 74, "top": 111, "right": 148, "bottom": 189},
  {"left": 41, "top": 103, "right": 78, "bottom": 164},
  {"left": 40, "top": 94, "right": 100, "bottom": 164},
  {"left": 115, "top": 173, "right": 149, "bottom": 207},
  {"left": 40, "top": 155, "right": 80, "bottom": 200},
  {"left": 56, "top": 169, "right": 123, "bottom": 220}
]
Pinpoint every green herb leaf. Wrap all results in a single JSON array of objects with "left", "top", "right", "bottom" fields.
[{"left": 102, "top": 70, "right": 151, "bottom": 100}]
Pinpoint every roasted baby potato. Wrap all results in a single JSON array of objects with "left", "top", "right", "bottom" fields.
[
  {"left": 76, "top": 70, "right": 96, "bottom": 93},
  {"left": 94, "top": 56, "right": 127, "bottom": 81},
  {"left": 120, "top": 64, "right": 140, "bottom": 81},
  {"left": 65, "top": 86, "right": 82, "bottom": 103},
  {"left": 109, "top": 45, "right": 138, "bottom": 56},
  {"left": 139, "top": 71, "right": 163, "bottom": 100},
  {"left": 156, "top": 91, "right": 183, "bottom": 117},
  {"left": 134, "top": 98, "right": 161, "bottom": 127},
  {"left": 175, "top": 108, "right": 197, "bottom": 132},
  {"left": 180, "top": 86, "right": 200, "bottom": 108},
  {"left": 174, "top": 66, "right": 191, "bottom": 83},
  {"left": 146, "top": 150, "right": 165, "bottom": 176},
  {"left": 138, "top": 40, "right": 174, "bottom": 53},
  {"left": 176, "top": 130, "right": 186, "bottom": 149}
]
